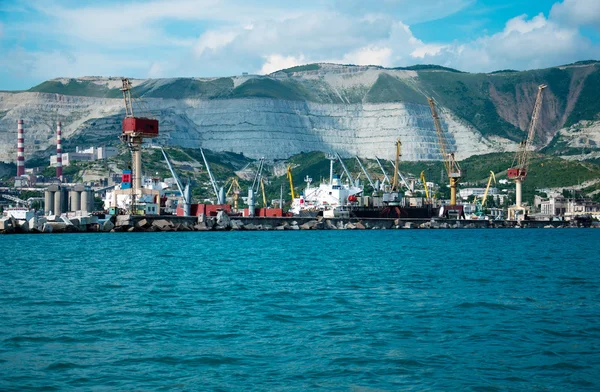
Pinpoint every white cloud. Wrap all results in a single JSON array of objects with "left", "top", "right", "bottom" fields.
[
  {"left": 342, "top": 46, "right": 393, "bottom": 67},
  {"left": 194, "top": 30, "right": 239, "bottom": 57},
  {"left": 3, "top": 0, "right": 600, "bottom": 89},
  {"left": 550, "top": 0, "right": 600, "bottom": 29},
  {"left": 411, "top": 44, "right": 446, "bottom": 59},
  {"left": 260, "top": 54, "right": 305, "bottom": 74},
  {"left": 416, "top": 12, "right": 599, "bottom": 72}
]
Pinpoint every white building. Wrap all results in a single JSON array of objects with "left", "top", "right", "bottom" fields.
[
  {"left": 50, "top": 146, "right": 118, "bottom": 166},
  {"left": 459, "top": 187, "right": 499, "bottom": 200},
  {"left": 540, "top": 196, "right": 567, "bottom": 216},
  {"left": 564, "top": 199, "right": 600, "bottom": 221}
]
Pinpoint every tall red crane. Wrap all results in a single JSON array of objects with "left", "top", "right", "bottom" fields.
[
  {"left": 119, "top": 78, "right": 159, "bottom": 195},
  {"left": 507, "top": 84, "right": 546, "bottom": 219}
]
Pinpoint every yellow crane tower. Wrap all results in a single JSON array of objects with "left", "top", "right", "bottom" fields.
[
  {"left": 481, "top": 171, "right": 497, "bottom": 209},
  {"left": 287, "top": 165, "right": 295, "bottom": 200},
  {"left": 420, "top": 170, "right": 429, "bottom": 199},
  {"left": 428, "top": 97, "right": 462, "bottom": 205},
  {"left": 226, "top": 177, "right": 241, "bottom": 211},
  {"left": 260, "top": 177, "right": 267, "bottom": 208}
]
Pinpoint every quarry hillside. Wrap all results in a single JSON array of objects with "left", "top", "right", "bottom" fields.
[{"left": 1, "top": 61, "right": 599, "bottom": 163}]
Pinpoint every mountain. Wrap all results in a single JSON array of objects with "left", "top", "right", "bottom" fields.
[{"left": 1, "top": 61, "right": 599, "bottom": 164}]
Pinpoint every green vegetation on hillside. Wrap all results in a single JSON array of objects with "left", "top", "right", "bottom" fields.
[
  {"left": 394, "top": 64, "right": 463, "bottom": 73},
  {"left": 565, "top": 67, "right": 600, "bottom": 126},
  {"left": 141, "top": 78, "right": 234, "bottom": 99},
  {"left": 279, "top": 64, "right": 321, "bottom": 74},
  {"left": 418, "top": 71, "right": 524, "bottom": 141},
  {"left": 29, "top": 79, "right": 122, "bottom": 98},
  {"left": 230, "top": 78, "right": 307, "bottom": 100},
  {"left": 366, "top": 73, "right": 428, "bottom": 104}
]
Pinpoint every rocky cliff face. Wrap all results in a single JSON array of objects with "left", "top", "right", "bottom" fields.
[{"left": 1, "top": 61, "right": 599, "bottom": 164}]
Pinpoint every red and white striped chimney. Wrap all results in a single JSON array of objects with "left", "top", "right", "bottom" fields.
[
  {"left": 56, "top": 121, "right": 63, "bottom": 180},
  {"left": 17, "top": 120, "right": 25, "bottom": 176}
]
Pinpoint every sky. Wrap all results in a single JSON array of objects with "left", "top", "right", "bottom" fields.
[{"left": 0, "top": 0, "right": 599, "bottom": 90}]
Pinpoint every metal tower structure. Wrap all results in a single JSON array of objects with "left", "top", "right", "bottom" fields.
[
  {"left": 508, "top": 84, "right": 546, "bottom": 218},
  {"left": 428, "top": 97, "right": 462, "bottom": 205}
]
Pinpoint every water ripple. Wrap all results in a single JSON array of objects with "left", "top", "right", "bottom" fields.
[{"left": 0, "top": 229, "right": 599, "bottom": 390}]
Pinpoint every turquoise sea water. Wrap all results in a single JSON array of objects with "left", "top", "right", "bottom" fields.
[{"left": 1, "top": 229, "right": 599, "bottom": 390}]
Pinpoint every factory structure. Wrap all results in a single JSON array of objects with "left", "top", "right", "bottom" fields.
[{"left": 49, "top": 146, "right": 118, "bottom": 167}]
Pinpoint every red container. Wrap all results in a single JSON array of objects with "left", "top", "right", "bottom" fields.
[{"left": 122, "top": 117, "right": 159, "bottom": 137}]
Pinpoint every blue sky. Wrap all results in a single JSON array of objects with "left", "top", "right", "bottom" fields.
[{"left": 0, "top": 0, "right": 599, "bottom": 90}]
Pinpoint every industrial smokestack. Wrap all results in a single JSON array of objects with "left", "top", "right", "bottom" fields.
[
  {"left": 17, "top": 120, "right": 25, "bottom": 176},
  {"left": 56, "top": 121, "right": 63, "bottom": 180}
]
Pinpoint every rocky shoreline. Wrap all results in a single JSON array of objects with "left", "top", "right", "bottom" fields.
[{"left": 1, "top": 211, "right": 595, "bottom": 234}]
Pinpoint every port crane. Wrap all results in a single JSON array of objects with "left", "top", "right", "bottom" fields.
[
  {"left": 226, "top": 177, "right": 241, "bottom": 211},
  {"left": 260, "top": 177, "right": 268, "bottom": 207},
  {"left": 473, "top": 171, "right": 496, "bottom": 218},
  {"left": 119, "top": 78, "right": 159, "bottom": 209},
  {"left": 287, "top": 165, "right": 295, "bottom": 200},
  {"left": 391, "top": 138, "right": 401, "bottom": 192},
  {"left": 420, "top": 171, "right": 429, "bottom": 199},
  {"left": 160, "top": 148, "right": 191, "bottom": 216},
  {"left": 335, "top": 153, "right": 353, "bottom": 184},
  {"left": 374, "top": 156, "right": 390, "bottom": 189},
  {"left": 200, "top": 148, "right": 225, "bottom": 204},
  {"left": 507, "top": 84, "right": 546, "bottom": 220},
  {"left": 355, "top": 156, "right": 376, "bottom": 192},
  {"left": 428, "top": 97, "right": 462, "bottom": 206},
  {"left": 1, "top": 194, "right": 29, "bottom": 207}
]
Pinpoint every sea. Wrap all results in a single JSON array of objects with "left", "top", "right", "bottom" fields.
[{"left": 1, "top": 229, "right": 599, "bottom": 391}]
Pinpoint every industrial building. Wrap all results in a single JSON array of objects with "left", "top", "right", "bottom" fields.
[{"left": 50, "top": 146, "right": 118, "bottom": 167}]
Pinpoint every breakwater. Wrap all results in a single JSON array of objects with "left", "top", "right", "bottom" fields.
[{"left": 0, "top": 212, "right": 593, "bottom": 234}]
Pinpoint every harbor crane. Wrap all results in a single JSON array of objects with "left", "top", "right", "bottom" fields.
[
  {"left": 260, "top": 177, "right": 268, "bottom": 208},
  {"left": 391, "top": 138, "right": 401, "bottom": 192},
  {"left": 427, "top": 98, "right": 462, "bottom": 206},
  {"left": 200, "top": 148, "right": 225, "bottom": 204},
  {"left": 251, "top": 157, "right": 265, "bottom": 194},
  {"left": 472, "top": 171, "right": 496, "bottom": 218},
  {"left": 287, "top": 165, "right": 295, "bottom": 200},
  {"left": 420, "top": 171, "right": 430, "bottom": 199},
  {"left": 374, "top": 156, "right": 390, "bottom": 188},
  {"left": 119, "top": 78, "right": 159, "bottom": 201},
  {"left": 226, "top": 177, "right": 241, "bottom": 211},
  {"left": 355, "top": 156, "right": 376, "bottom": 191},
  {"left": 1, "top": 194, "right": 29, "bottom": 207},
  {"left": 481, "top": 171, "right": 497, "bottom": 209},
  {"left": 507, "top": 84, "right": 546, "bottom": 220},
  {"left": 160, "top": 148, "right": 191, "bottom": 216},
  {"left": 335, "top": 153, "right": 354, "bottom": 184},
  {"left": 428, "top": 97, "right": 462, "bottom": 206}
]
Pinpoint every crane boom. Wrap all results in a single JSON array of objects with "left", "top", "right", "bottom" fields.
[
  {"left": 200, "top": 148, "right": 223, "bottom": 204},
  {"left": 260, "top": 177, "right": 267, "bottom": 208},
  {"left": 391, "top": 138, "right": 401, "bottom": 192},
  {"left": 508, "top": 84, "right": 546, "bottom": 211},
  {"left": 374, "top": 156, "right": 390, "bottom": 185},
  {"left": 420, "top": 171, "right": 429, "bottom": 199},
  {"left": 508, "top": 84, "right": 547, "bottom": 181},
  {"left": 481, "top": 171, "right": 496, "bottom": 208},
  {"left": 160, "top": 148, "right": 184, "bottom": 199},
  {"left": 355, "top": 157, "right": 376, "bottom": 190},
  {"left": 1, "top": 194, "right": 29, "bottom": 207},
  {"left": 428, "top": 97, "right": 461, "bottom": 205},
  {"left": 287, "top": 165, "right": 295, "bottom": 200},
  {"left": 335, "top": 153, "right": 353, "bottom": 182}
]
